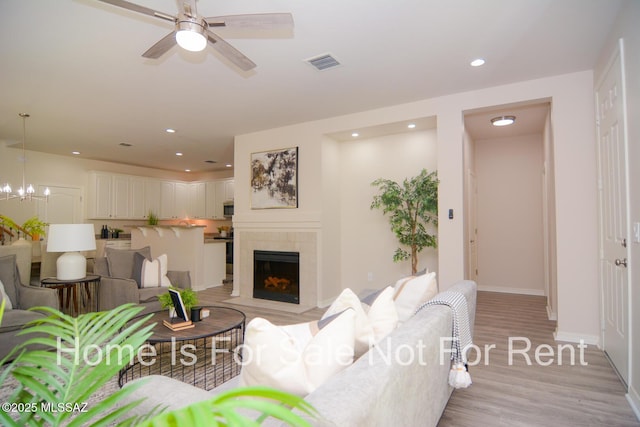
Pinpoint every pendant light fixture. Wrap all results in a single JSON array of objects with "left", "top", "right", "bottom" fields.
[{"left": 0, "top": 113, "right": 50, "bottom": 202}]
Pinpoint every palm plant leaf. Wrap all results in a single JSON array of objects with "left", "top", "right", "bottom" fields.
[
  {"left": 138, "top": 386, "right": 319, "bottom": 427},
  {"left": 3, "top": 304, "right": 155, "bottom": 426}
]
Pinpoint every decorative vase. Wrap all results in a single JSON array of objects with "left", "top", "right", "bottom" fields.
[
  {"left": 169, "top": 308, "right": 176, "bottom": 319},
  {"left": 220, "top": 230, "right": 227, "bottom": 237}
]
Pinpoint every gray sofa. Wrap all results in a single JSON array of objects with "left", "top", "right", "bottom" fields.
[
  {"left": 94, "top": 246, "right": 192, "bottom": 314},
  {"left": 121, "top": 280, "right": 477, "bottom": 426},
  {"left": 0, "top": 244, "right": 59, "bottom": 362}
]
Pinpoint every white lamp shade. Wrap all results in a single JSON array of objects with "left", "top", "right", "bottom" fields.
[
  {"left": 47, "top": 224, "right": 97, "bottom": 253},
  {"left": 47, "top": 224, "right": 96, "bottom": 280}
]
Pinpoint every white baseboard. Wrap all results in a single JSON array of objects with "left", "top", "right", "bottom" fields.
[
  {"left": 478, "top": 285, "right": 545, "bottom": 296},
  {"left": 553, "top": 330, "right": 599, "bottom": 346},
  {"left": 626, "top": 386, "right": 640, "bottom": 421},
  {"left": 546, "top": 305, "right": 557, "bottom": 321}
]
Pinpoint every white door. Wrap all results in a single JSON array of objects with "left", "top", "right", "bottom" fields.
[
  {"left": 37, "top": 186, "right": 82, "bottom": 224},
  {"left": 467, "top": 169, "right": 478, "bottom": 281},
  {"left": 596, "top": 39, "right": 630, "bottom": 386}
]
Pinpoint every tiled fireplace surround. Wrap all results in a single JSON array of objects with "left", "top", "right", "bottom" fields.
[{"left": 235, "top": 231, "right": 318, "bottom": 308}]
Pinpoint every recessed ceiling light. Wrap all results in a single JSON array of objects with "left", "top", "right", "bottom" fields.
[
  {"left": 225, "top": 164, "right": 232, "bottom": 168},
  {"left": 185, "top": 169, "right": 191, "bottom": 172},
  {"left": 351, "top": 132, "right": 359, "bottom": 137},
  {"left": 166, "top": 128, "right": 176, "bottom": 133},
  {"left": 491, "top": 115, "right": 516, "bottom": 126},
  {"left": 71, "top": 151, "right": 81, "bottom": 155},
  {"left": 176, "top": 152, "right": 183, "bottom": 156},
  {"left": 470, "top": 58, "right": 485, "bottom": 67},
  {"left": 407, "top": 123, "right": 416, "bottom": 129}
]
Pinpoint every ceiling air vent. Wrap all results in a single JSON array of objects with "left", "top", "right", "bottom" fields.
[{"left": 305, "top": 53, "right": 341, "bottom": 71}]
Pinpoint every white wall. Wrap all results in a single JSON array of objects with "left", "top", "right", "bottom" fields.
[
  {"left": 542, "top": 111, "right": 558, "bottom": 320},
  {"left": 475, "top": 134, "right": 544, "bottom": 295},
  {"left": 595, "top": 0, "right": 640, "bottom": 418},
  {"left": 339, "top": 130, "right": 438, "bottom": 294},
  {"left": 235, "top": 70, "right": 600, "bottom": 344}
]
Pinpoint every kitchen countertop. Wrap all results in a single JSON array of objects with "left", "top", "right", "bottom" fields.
[{"left": 131, "top": 225, "right": 206, "bottom": 228}]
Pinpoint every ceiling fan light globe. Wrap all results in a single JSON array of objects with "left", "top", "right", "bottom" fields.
[{"left": 176, "top": 27, "right": 207, "bottom": 52}]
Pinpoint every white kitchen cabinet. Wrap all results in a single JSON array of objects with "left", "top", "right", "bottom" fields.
[
  {"left": 189, "top": 182, "right": 206, "bottom": 218},
  {"left": 111, "top": 174, "right": 130, "bottom": 219},
  {"left": 224, "top": 179, "right": 234, "bottom": 201},
  {"left": 88, "top": 172, "right": 146, "bottom": 219},
  {"left": 160, "top": 181, "right": 176, "bottom": 219},
  {"left": 129, "top": 177, "right": 146, "bottom": 219},
  {"left": 205, "top": 181, "right": 219, "bottom": 219},
  {"left": 88, "top": 172, "right": 113, "bottom": 219},
  {"left": 205, "top": 180, "right": 224, "bottom": 219},
  {"left": 144, "top": 179, "right": 162, "bottom": 219},
  {"left": 160, "top": 181, "right": 189, "bottom": 219},
  {"left": 175, "top": 182, "right": 189, "bottom": 218},
  {"left": 204, "top": 179, "right": 234, "bottom": 219}
]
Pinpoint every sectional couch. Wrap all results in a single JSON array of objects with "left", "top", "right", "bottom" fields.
[{"left": 122, "top": 280, "right": 477, "bottom": 426}]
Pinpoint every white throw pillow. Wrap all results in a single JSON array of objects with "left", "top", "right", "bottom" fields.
[
  {"left": 393, "top": 272, "right": 438, "bottom": 322},
  {"left": 361, "top": 286, "right": 398, "bottom": 344},
  {"left": 322, "top": 287, "right": 398, "bottom": 357},
  {"left": 0, "top": 278, "right": 13, "bottom": 310},
  {"left": 239, "top": 309, "right": 356, "bottom": 396},
  {"left": 141, "top": 254, "right": 171, "bottom": 288}
]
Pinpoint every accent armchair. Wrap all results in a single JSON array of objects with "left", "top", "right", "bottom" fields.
[
  {"left": 94, "top": 246, "right": 191, "bottom": 315},
  {"left": 0, "top": 244, "right": 59, "bottom": 362}
]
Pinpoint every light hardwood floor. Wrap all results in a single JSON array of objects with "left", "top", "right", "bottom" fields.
[
  {"left": 439, "top": 291, "right": 639, "bottom": 427},
  {"left": 202, "top": 284, "right": 639, "bottom": 426}
]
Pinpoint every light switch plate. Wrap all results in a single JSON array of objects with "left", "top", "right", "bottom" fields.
[{"left": 633, "top": 222, "right": 640, "bottom": 244}]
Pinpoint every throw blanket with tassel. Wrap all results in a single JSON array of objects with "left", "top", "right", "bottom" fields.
[{"left": 416, "top": 291, "right": 473, "bottom": 389}]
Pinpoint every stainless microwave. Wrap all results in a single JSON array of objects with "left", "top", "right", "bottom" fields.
[{"left": 223, "top": 202, "right": 234, "bottom": 218}]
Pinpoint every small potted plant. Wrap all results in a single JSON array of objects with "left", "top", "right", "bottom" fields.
[
  {"left": 158, "top": 286, "right": 198, "bottom": 318},
  {"left": 217, "top": 225, "right": 229, "bottom": 237},
  {"left": 147, "top": 210, "right": 159, "bottom": 226},
  {"left": 109, "top": 227, "right": 124, "bottom": 239},
  {"left": 21, "top": 216, "right": 48, "bottom": 241}
]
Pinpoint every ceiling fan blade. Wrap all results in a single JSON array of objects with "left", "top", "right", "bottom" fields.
[
  {"left": 204, "top": 13, "right": 294, "bottom": 30},
  {"left": 142, "top": 31, "right": 177, "bottom": 59},
  {"left": 206, "top": 30, "right": 256, "bottom": 71},
  {"left": 98, "top": 0, "right": 176, "bottom": 22}
]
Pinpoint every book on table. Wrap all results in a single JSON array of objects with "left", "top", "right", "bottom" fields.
[{"left": 163, "top": 319, "right": 194, "bottom": 331}]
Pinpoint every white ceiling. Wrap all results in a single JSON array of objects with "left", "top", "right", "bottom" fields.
[{"left": 0, "top": 0, "right": 622, "bottom": 173}]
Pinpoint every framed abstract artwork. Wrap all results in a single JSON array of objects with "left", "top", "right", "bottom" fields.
[{"left": 250, "top": 146, "right": 298, "bottom": 209}]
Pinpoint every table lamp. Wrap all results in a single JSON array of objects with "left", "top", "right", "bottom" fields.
[{"left": 47, "top": 224, "right": 97, "bottom": 280}]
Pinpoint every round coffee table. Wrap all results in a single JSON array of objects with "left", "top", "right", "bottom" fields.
[{"left": 119, "top": 306, "right": 245, "bottom": 391}]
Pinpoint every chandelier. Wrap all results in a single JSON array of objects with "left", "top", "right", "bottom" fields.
[{"left": 0, "top": 113, "right": 49, "bottom": 202}]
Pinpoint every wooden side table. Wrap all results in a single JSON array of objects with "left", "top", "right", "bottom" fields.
[{"left": 40, "top": 274, "right": 101, "bottom": 316}]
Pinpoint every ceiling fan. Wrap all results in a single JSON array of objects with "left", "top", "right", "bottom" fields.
[{"left": 97, "top": 0, "right": 294, "bottom": 71}]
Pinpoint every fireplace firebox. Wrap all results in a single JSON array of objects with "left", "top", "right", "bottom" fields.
[{"left": 253, "top": 250, "right": 300, "bottom": 304}]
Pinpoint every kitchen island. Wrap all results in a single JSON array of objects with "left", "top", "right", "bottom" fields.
[{"left": 131, "top": 225, "right": 226, "bottom": 291}]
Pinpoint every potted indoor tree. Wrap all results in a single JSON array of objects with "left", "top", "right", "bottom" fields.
[{"left": 371, "top": 168, "right": 439, "bottom": 275}]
